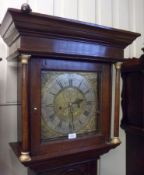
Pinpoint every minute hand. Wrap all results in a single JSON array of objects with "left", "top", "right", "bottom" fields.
[{"left": 68, "top": 103, "right": 74, "bottom": 132}]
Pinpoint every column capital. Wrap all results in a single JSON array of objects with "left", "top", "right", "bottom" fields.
[
  {"left": 114, "top": 62, "right": 123, "bottom": 70},
  {"left": 20, "top": 54, "right": 31, "bottom": 64}
]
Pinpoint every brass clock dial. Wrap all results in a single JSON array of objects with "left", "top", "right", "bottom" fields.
[{"left": 41, "top": 71, "right": 99, "bottom": 141}]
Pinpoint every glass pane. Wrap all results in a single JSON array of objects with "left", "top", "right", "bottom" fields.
[{"left": 41, "top": 71, "right": 101, "bottom": 142}]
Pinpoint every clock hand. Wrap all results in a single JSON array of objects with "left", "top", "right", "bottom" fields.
[
  {"left": 72, "top": 98, "right": 84, "bottom": 108},
  {"left": 62, "top": 98, "right": 84, "bottom": 111},
  {"left": 68, "top": 102, "right": 74, "bottom": 132}
]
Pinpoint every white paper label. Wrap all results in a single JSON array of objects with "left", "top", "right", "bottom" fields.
[{"left": 68, "top": 133, "right": 77, "bottom": 139}]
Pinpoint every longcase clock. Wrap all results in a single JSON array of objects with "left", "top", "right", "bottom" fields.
[
  {"left": 0, "top": 5, "right": 140, "bottom": 175},
  {"left": 121, "top": 49, "right": 144, "bottom": 175}
]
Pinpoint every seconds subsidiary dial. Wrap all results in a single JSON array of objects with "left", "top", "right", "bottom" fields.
[{"left": 41, "top": 71, "right": 99, "bottom": 141}]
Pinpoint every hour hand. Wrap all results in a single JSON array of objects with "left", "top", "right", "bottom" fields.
[{"left": 72, "top": 98, "right": 84, "bottom": 108}]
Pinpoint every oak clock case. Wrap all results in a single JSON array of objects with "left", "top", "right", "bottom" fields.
[{"left": 0, "top": 7, "right": 140, "bottom": 175}]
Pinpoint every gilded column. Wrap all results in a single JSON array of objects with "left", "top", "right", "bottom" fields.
[
  {"left": 19, "top": 54, "right": 31, "bottom": 162},
  {"left": 111, "top": 62, "right": 122, "bottom": 144}
]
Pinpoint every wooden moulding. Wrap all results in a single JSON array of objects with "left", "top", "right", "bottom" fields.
[
  {"left": 10, "top": 141, "right": 120, "bottom": 171},
  {"left": 0, "top": 8, "right": 140, "bottom": 62}
]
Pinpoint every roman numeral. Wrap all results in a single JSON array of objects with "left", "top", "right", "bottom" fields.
[
  {"left": 46, "top": 104, "right": 54, "bottom": 107},
  {"left": 78, "top": 119, "right": 82, "bottom": 124},
  {"left": 84, "top": 89, "right": 90, "bottom": 94},
  {"left": 79, "top": 80, "right": 83, "bottom": 88},
  {"left": 86, "top": 101, "right": 92, "bottom": 105},
  {"left": 68, "top": 79, "right": 73, "bottom": 87},
  {"left": 57, "top": 121, "right": 62, "bottom": 128},
  {"left": 56, "top": 80, "right": 64, "bottom": 89},
  {"left": 49, "top": 113, "right": 55, "bottom": 121},
  {"left": 84, "top": 110, "right": 89, "bottom": 116},
  {"left": 49, "top": 92, "right": 56, "bottom": 96}
]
